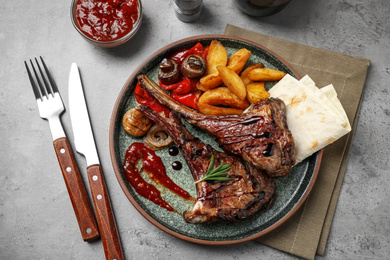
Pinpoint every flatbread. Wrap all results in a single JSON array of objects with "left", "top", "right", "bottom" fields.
[{"left": 269, "top": 74, "right": 351, "bottom": 164}]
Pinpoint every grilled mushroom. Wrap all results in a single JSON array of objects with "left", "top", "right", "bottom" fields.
[
  {"left": 122, "top": 107, "right": 152, "bottom": 137},
  {"left": 181, "top": 54, "right": 207, "bottom": 78},
  {"left": 158, "top": 58, "right": 180, "bottom": 85}
]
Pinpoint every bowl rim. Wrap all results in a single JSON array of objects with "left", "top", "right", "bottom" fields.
[
  {"left": 109, "top": 34, "right": 323, "bottom": 245},
  {"left": 70, "top": 0, "right": 143, "bottom": 45}
]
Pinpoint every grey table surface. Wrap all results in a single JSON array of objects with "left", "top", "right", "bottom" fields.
[{"left": 1, "top": 0, "right": 389, "bottom": 259}]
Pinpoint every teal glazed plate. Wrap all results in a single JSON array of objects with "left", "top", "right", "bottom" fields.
[{"left": 109, "top": 35, "right": 322, "bottom": 245}]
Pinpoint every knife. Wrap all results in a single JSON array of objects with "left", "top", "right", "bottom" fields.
[
  {"left": 68, "top": 63, "right": 124, "bottom": 260},
  {"left": 25, "top": 58, "right": 99, "bottom": 242}
]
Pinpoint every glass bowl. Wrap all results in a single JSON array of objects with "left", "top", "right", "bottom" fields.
[{"left": 70, "top": 0, "right": 143, "bottom": 48}]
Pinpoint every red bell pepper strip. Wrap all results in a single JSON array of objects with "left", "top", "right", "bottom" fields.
[
  {"left": 171, "top": 91, "right": 200, "bottom": 110},
  {"left": 134, "top": 82, "right": 170, "bottom": 117},
  {"left": 170, "top": 42, "right": 206, "bottom": 64},
  {"left": 187, "top": 42, "right": 206, "bottom": 56},
  {"left": 174, "top": 77, "right": 198, "bottom": 95},
  {"left": 158, "top": 80, "right": 181, "bottom": 91},
  {"left": 160, "top": 76, "right": 199, "bottom": 109},
  {"left": 159, "top": 76, "right": 197, "bottom": 95},
  {"left": 201, "top": 45, "right": 209, "bottom": 60}
]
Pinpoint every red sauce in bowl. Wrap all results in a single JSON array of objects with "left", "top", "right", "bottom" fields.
[{"left": 74, "top": 0, "right": 139, "bottom": 42}]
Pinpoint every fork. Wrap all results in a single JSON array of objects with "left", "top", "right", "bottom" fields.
[{"left": 25, "top": 57, "right": 100, "bottom": 242}]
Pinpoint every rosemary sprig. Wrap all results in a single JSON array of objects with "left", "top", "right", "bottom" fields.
[{"left": 194, "top": 155, "right": 234, "bottom": 184}]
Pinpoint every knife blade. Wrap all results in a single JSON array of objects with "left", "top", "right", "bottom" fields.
[{"left": 69, "top": 63, "right": 123, "bottom": 260}]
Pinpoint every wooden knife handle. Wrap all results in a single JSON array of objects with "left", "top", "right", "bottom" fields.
[
  {"left": 87, "top": 164, "right": 123, "bottom": 260},
  {"left": 53, "top": 137, "right": 100, "bottom": 242}
]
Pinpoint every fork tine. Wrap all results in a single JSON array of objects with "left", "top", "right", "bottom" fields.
[
  {"left": 34, "top": 57, "right": 54, "bottom": 97},
  {"left": 40, "top": 56, "right": 59, "bottom": 94},
  {"left": 25, "top": 60, "right": 42, "bottom": 100},
  {"left": 30, "top": 59, "right": 48, "bottom": 98}
]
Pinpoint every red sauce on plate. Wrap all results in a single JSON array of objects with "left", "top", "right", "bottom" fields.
[
  {"left": 123, "top": 143, "right": 192, "bottom": 211},
  {"left": 75, "top": 0, "right": 139, "bottom": 41}
]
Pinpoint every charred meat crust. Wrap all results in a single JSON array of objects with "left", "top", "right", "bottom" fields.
[
  {"left": 137, "top": 74, "right": 296, "bottom": 178},
  {"left": 137, "top": 105, "right": 275, "bottom": 224}
]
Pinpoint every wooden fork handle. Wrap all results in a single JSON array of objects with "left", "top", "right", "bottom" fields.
[
  {"left": 53, "top": 137, "right": 100, "bottom": 242},
  {"left": 87, "top": 164, "right": 124, "bottom": 260}
]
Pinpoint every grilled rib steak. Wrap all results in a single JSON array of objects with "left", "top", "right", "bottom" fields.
[
  {"left": 137, "top": 105, "right": 275, "bottom": 224},
  {"left": 137, "top": 74, "right": 295, "bottom": 177}
]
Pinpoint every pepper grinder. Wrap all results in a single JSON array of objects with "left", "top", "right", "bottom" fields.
[{"left": 174, "top": 0, "right": 203, "bottom": 22}]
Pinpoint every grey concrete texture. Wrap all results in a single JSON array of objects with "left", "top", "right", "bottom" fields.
[{"left": 1, "top": 0, "right": 389, "bottom": 259}]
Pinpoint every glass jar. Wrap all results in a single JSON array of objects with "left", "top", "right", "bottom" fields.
[{"left": 235, "top": 0, "right": 292, "bottom": 17}]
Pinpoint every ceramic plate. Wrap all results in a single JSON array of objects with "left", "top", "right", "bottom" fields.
[{"left": 109, "top": 35, "right": 322, "bottom": 245}]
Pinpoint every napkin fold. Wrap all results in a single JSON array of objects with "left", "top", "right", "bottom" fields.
[{"left": 224, "top": 24, "right": 370, "bottom": 259}]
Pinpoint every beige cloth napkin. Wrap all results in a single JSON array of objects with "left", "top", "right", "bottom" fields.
[{"left": 224, "top": 24, "right": 370, "bottom": 259}]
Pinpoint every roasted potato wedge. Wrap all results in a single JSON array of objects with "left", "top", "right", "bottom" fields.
[
  {"left": 240, "top": 63, "right": 264, "bottom": 86},
  {"left": 199, "top": 47, "right": 251, "bottom": 90},
  {"left": 216, "top": 66, "right": 246, "bottom": 100},
  {"left": 227, "top": 48, "right": 251, "bottom": 74},
  {"left": 196, "top": 81, "right": 208, "bottom": 92},
  {"left": 246, "top": 82, "right": 270, "bottom": 104},
  {"left": 199, "top": 40, "right": 228, "bottom": 90},
  {"left": 205, "top": 40, "right": 228, "bottom": 75},
  {"left": 248, "top": 68, "right": 286, "bottom": 81},
  {"left": 198, "top": 87, "right": 250, "bottom": 110},
  {"left": 199, "top": 72, "right": 223, "bottom": 90},
  {"left": 197, "top": 102, "right": 244, "bottom": 116}
]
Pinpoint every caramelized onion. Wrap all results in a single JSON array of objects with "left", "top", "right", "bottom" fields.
[{"left": 143, "top": 125, "right": 173, "bottom": 150}]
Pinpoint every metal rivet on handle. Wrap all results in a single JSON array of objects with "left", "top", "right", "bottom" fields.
[
  {"left": 60, "top": 148, "right": 65, "bottom": 153},
  {"left": 66, "top": 167, "right": 71, "bottom": 172},
  {"left": 92, "top": 175, "right": 98, "bottom": 181},
  {"left": 97, "top": 194, "right": 102, "bottom": 200},
  {"left": 86, "top": 228, "right": 92, "bottom": 234}
]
